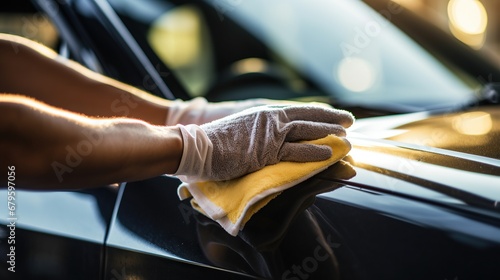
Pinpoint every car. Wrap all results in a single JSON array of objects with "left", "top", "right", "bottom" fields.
[{"left": 1, "top": 0, "right": 499, "bottom": 279}]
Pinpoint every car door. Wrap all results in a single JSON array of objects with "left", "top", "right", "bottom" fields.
[
  {"left": 103, "top": 176, "right": 261, "bottom": 279},
  {"left": 0, "top": 183, "right": 117, "bottom": 279}
]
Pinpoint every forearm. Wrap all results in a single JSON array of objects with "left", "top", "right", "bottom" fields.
[
  {"left": 0, "top": 33, "right": 174, "bottom": 125},
  {"left": 1, "top": 95, "right": 182, "bottom": 189}
]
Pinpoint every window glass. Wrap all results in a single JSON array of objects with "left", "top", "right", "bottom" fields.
[
  {"left": 109, "top": 0, "right": 479, "bottom": 110},
  {"left": 147, "top": 5, "right": 214, "bottom": 96}
]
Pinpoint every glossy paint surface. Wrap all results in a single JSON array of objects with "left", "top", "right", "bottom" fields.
[
  {"left": 347, "top": 105, "right": 500, "bottom": 213},
  {"left": 0, "top": 187, "right": 117, "bottom": 279},
  {"left": 105, "top": 172, "right": 500, "bottom": 279}
]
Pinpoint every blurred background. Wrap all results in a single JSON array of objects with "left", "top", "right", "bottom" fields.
[
  {"left": 0, "top": 0, "right": 498, "bottom": 97},
  {"left": 1, "top": 0, "right": 498, "bottom": 63},
  {"left": 393, "top": 0, "right": 499, "bottom": 66},
  {"left": 0, "top": 2, "right": 58, "bottom": 48}
]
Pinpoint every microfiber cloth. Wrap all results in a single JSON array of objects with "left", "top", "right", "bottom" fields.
[{"left": 177, "top": 134, "right": 352, "bottom": 236}]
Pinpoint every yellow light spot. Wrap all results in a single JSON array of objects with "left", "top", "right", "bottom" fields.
[
  {"left": 148, "top": 6, "right": 201, "bottom": 68},
  {"left": 452, "top": 111, "right": 492, "bottom": 135},
  {"left": 232, "top": 58, "right": 268, "bottom": 74},
  {"left": 448, "top": 0, "right": 487, "bottom": 35},
  {"left": 447, "top": 0, "right": 488, "bottom": 48},
  {"left": 147, "top": 5, "right": 214, "bottom": 96}
]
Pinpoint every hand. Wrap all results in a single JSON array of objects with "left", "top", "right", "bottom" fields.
[
  {"left": 165, "top": 97, "right": 330, "bottom": 125},
  {"left": 173, "top": 104, "right": 354, "bottom": 182}
]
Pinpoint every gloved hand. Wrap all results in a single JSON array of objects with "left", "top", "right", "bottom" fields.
[
  {"left": 173, "top": 104, "right": 354, "bottom": 182},
  {"left": 165, "top": 97, "right": 328, "bottom": 125}
]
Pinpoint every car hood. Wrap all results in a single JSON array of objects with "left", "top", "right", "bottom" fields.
[
  {"left": 329, "top": 105, "right": 500, "bottom": 212},
  {"left": 351, "top": 106, "right": 500, "bottom": 159},
  {"left": 103, "top": 107, "right": 500, "bottom": 280}
]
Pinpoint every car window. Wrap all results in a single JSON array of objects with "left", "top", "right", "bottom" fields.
[{"left": 147, "top": 5, "right": 215, "bottom": 97}]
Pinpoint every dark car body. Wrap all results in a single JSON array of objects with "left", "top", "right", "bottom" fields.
[{"left": 1, "top": 0, "right": 500, "bottom": 279}]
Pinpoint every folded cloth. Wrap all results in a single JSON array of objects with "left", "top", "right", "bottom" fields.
[{"left": 177, "top": 134, "right": 352, "bottom": 236}]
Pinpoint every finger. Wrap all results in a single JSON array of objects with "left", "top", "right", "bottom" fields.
[
  {"left": 279, "top": 143, "right": 332, "bottom": 162},
  {"left": 283, "top": 106, "right": 355, "bottom": 128},
  {"left": 283, "top": 121, "right": 347, "bottom": 141}
]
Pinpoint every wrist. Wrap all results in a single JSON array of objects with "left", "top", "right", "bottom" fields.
[
  {"left": 165, "top": 97, "right": 207, "bottom": 126},
  {"left": 173, "top": 124, "right": 213, "bottom": 183},
  {"left": 162, "top": 125, "right": 184, "bottom": 174},
  {"left": 92, "top": 119, "right": 184, "bottom": 181}
]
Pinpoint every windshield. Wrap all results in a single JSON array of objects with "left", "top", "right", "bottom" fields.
[
  {"left": 217, "top": 0, "right": 476, "bottom": 109},
  {"left": 109, "top": 0, "right": 478, "bottom": 111}
]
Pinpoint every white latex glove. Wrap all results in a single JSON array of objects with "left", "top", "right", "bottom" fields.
[
  {"left": 165, "top": 97, "right": 327, "bottom": 125},
  {"left": 173, "top": 104, "right": 354, "bottom": 182}
]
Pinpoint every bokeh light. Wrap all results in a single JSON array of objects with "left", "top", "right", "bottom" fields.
[
  {"left": 447, "top": 0, "right": 488, "bottom": 48},
  {"left": 452, "top": 111, "right": 492, "bottom": 135},
  {"left": 337, "top": 57, "right": 376, "bottom": 92}
]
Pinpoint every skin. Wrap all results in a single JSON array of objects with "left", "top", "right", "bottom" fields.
[
  {"left": 0, "top": 34, "right": 183, "bottom": 189},
  {"left": 0, "top": 33, "right": 175, "bottom": 125}
]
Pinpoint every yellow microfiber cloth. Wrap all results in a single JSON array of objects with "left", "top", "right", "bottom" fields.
[{"left": 177, "top": 134, "right": 352, "bottom": 236}]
